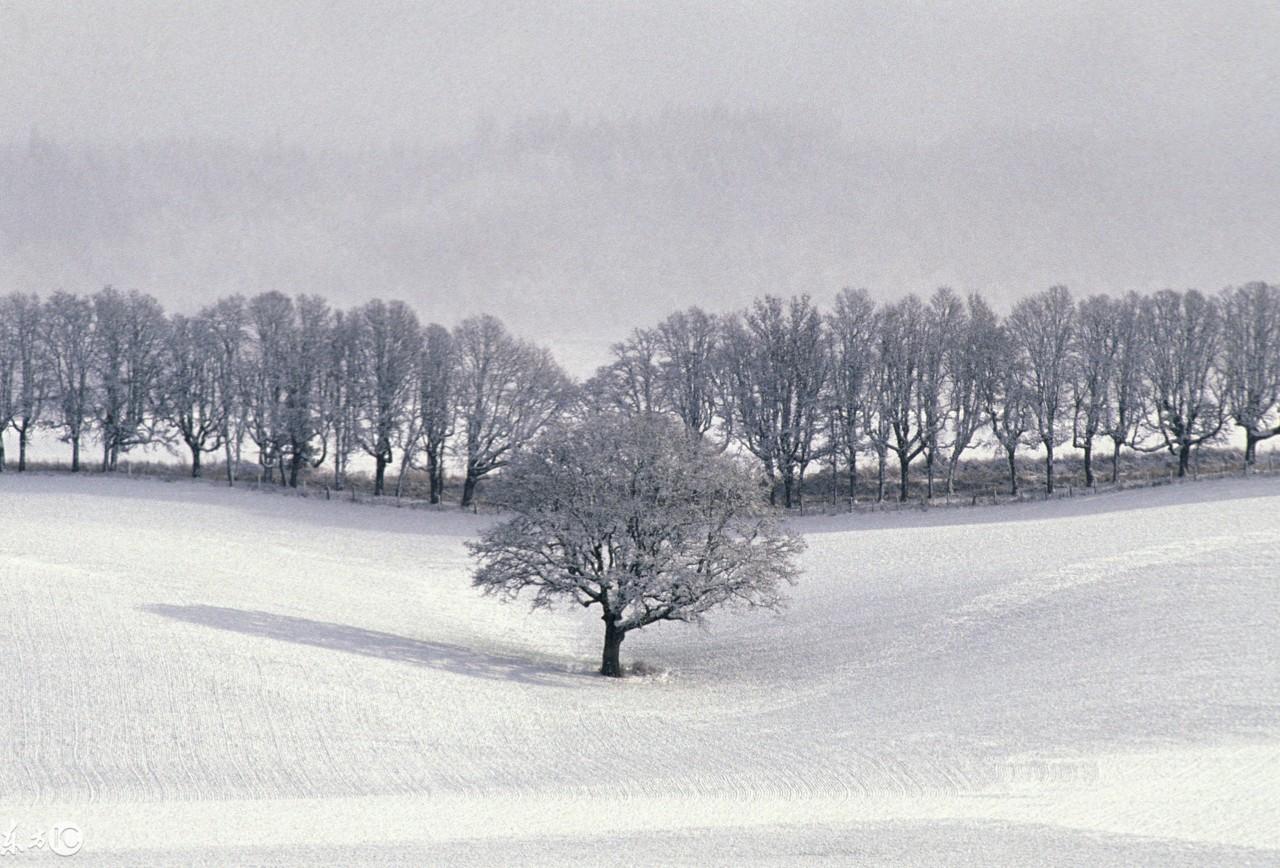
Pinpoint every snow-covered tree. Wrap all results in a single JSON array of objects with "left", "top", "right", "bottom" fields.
[{"left": 469, "top": 412, "right": 803, "bottom": 676}]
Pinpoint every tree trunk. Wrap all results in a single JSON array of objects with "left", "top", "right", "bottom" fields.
[
  {"left": 847, "top": 451, "right": 857, "bottom": 505},
  {"left": 1111, "top": 438, "right": 1121, "bottom": 483},
  {"left": 18, "top": 427, "right": 27, "bottom": 472},
  {"left": 898, "top": 454, "right": 910, "bottom": 502},
  {"left": 1044, "top": 442, "right": 1055, "bottom": 494},
  {"left": 600, "top": 617, "right": 625, "bottom": 677},
  {"left": 288, "top": 451, "right": 303, "bottom": 488},
  {"left": 460, "top": 470, "right": 478, "bottom": 508},
  {"left": 373, "top": 454, "right": 387, "bottom": 496},
  {"left": 224, "top": 432, "right": 236, "bottom": 486},
  {"left": 71, "top": 435, "right": 81, "bottom": 473},
  {"left": 781, "top": 468, "right": 794, "bottom": 510},
  {"left": 1082, "top": 440, "right": 1093, "bottom": 488},
  {"left": 1006, "top": 447, "right": 1018, "bottom": 496},
  {"left": 1177, "top": 442, "right": 1191, "bottom": 478},
  {"left": 190, "top": 447, "right": 202, "bottom": 478},
  {"left": 427, "top": 451, "right": 443, "bottom": 504},
  {"left": 875, "top": 451, "right": 885, "bottom": 503},
  {"left": 0, "top": 438, "right": 6, "bottom": 472},
  {"left": 925, "top": 452, "right": 935, "bottom": 499},
  {"left": 1245, "top": 432, "right": 1258, "bottom": 468},
  {"left": 102, "top": 439, "right": 111, "bottom": 473}
]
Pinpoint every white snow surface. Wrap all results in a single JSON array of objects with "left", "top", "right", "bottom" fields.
[{"left": 1, "top": 473, "right": 1278, "bottom": 866}]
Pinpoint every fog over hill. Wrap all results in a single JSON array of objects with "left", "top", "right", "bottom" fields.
[
  {"left": 4, "top": 1, "right": 1279, "bottom": 373},
  {"left": 5, "top": 112, "right": 1278, "bottom": 373}
]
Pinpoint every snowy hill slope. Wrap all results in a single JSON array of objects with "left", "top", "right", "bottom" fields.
[{"left": 1, "top": 474, "right": 1277, "bottom": 865}]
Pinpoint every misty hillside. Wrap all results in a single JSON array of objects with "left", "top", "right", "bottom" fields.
[{"left": 3, "top": 110, "right": 1278, "bottom": 367}]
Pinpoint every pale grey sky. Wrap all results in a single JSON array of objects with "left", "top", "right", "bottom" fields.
[
  {"left": 2, "top": 1, "right": 1278, "bottom": 372},
  {"left": 4, "top": 1, "right": 1278, "bottom": 148}
]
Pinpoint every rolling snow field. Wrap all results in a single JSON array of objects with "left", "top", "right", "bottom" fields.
[{"left": 1, "top": 473, "right": 1278, "bottom": 866}]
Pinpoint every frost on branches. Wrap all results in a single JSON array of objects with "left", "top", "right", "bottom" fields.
[{"left": 468, "top": 413, "right": 803, "bottom": 677}]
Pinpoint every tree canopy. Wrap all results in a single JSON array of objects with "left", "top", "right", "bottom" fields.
[{"left": 468, "top": 412, "right": 803, "bottom": 676}]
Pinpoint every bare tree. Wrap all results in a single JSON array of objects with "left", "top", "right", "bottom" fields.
[
  {"left": 1141, "top": 289, "right": 1225, "bottom": 477},
  {"left": 280, "top": 295, "right": 332, "bottom": 488},
  {"left": 943, "top": 293, "right": 999, "bottom": 494},
  {"left": 91, "top": 287, "right": 168, "bottom": 471},
  {"left": 242, "top": 292, "right": 330, "bottom": 487},
  {"left": 161, "top": 313, "right": 225, "bottom": 477},
  {"left": 0, "top": 298, "right": 15, "bottom": 471},
  {"left": 470, "top": 412, "right": 802, "bottom": 677},
  {"left": 986, "top": 324, "right": 1034, "bottom": 495},
  {"left": 719, "top": 295, "right": 828, "bottom": 508},
  {"left": 1070, "top": 294, "right": 1120, "bottom": 487},
  {"left": 653, "top": 307, "right": 721, "bottom": 439},
  {"left": 862, "top": 355, "right": 894, "bottom": 503},
  {"left": 1220, "top": 282, "right": 1280, "bottom": 467},
  {"left": 42, "top": 292, "right": 96, "bottom": 472},
  {"left": 825, "top": 288, "right": 876, "bottom": 503},
  {"left": 453, "top": 315, "right": 572, "bottom": 508},
  {"left": 202, "top": 295, "right": 247, "bottom": 486},
  {"left": 323, "top": 309, "right": 361, "bottom": 491},
  {"left": 351, "top": 299, "right": 421, "bottom": 496},
  {"left": 1100, "top": 292, "right": 1144, "bottom": 482},
  {"left": 2, "top": 294, "right": 47, "bottom": 472},
  {"left": 243, "top": 292, "right": 293, "bottom": 484},
  {"left": 919, "top": 288, "right": 963, "bottom": 498},
  {"left": 582, "top": 328, "right": 661, "bottom": 417},
  {"left": 416, "top": 323, "right": 456, "bottom": 504},
  {"left": 1008, "top": 285, "right": 1074, "bottom": 493},
  {"left": 871, "top": 295, "right": 929, "bottom": 501}
]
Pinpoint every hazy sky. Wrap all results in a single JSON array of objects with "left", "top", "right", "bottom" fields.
[
  {"left": 5, "top": 1, "right": 1278, "bottom": 148},
  {"left": 3, "top": 1, "right": 1279, "bottom": 371}
]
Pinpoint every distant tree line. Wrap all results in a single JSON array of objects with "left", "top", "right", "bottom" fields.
[{"left": 1, "top": 283, "right": 1277, "bottom": 507}]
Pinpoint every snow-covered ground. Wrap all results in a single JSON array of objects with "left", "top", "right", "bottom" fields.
[{"left": 1, "top": 473, "right": 1277, "bottom": 866}]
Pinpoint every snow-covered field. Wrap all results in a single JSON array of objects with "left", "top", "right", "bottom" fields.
[{"left": 1, "top": 473, "right": 1278, "bottom": 866}]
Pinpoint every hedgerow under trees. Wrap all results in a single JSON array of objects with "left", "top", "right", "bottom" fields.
[{"left": 0, "top": 283, "right": 1277, "bottom": 506}]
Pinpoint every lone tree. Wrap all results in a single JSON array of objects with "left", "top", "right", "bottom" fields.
[{"left": 468, "top": 413, "right": 804, "bottom": 677}]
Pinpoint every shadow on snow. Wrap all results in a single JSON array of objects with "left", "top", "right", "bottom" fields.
[{"left": 140, "top": 603, "right": 574, "bottom": 686}]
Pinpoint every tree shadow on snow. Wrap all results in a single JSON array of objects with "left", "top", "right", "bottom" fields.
[{"left": 140, "top": 603, "right": 574, "bottom": 686}]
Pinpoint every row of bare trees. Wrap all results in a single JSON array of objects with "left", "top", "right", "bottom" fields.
[
  {"left": 2, "top": 283, "right": 1277, "bottom": 507},
  {"left": 0, "top": 289, "right": 572, "bottom": 506},
  {"left": 585, "top": 283, "right": 1280, "bottom": 506}
]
